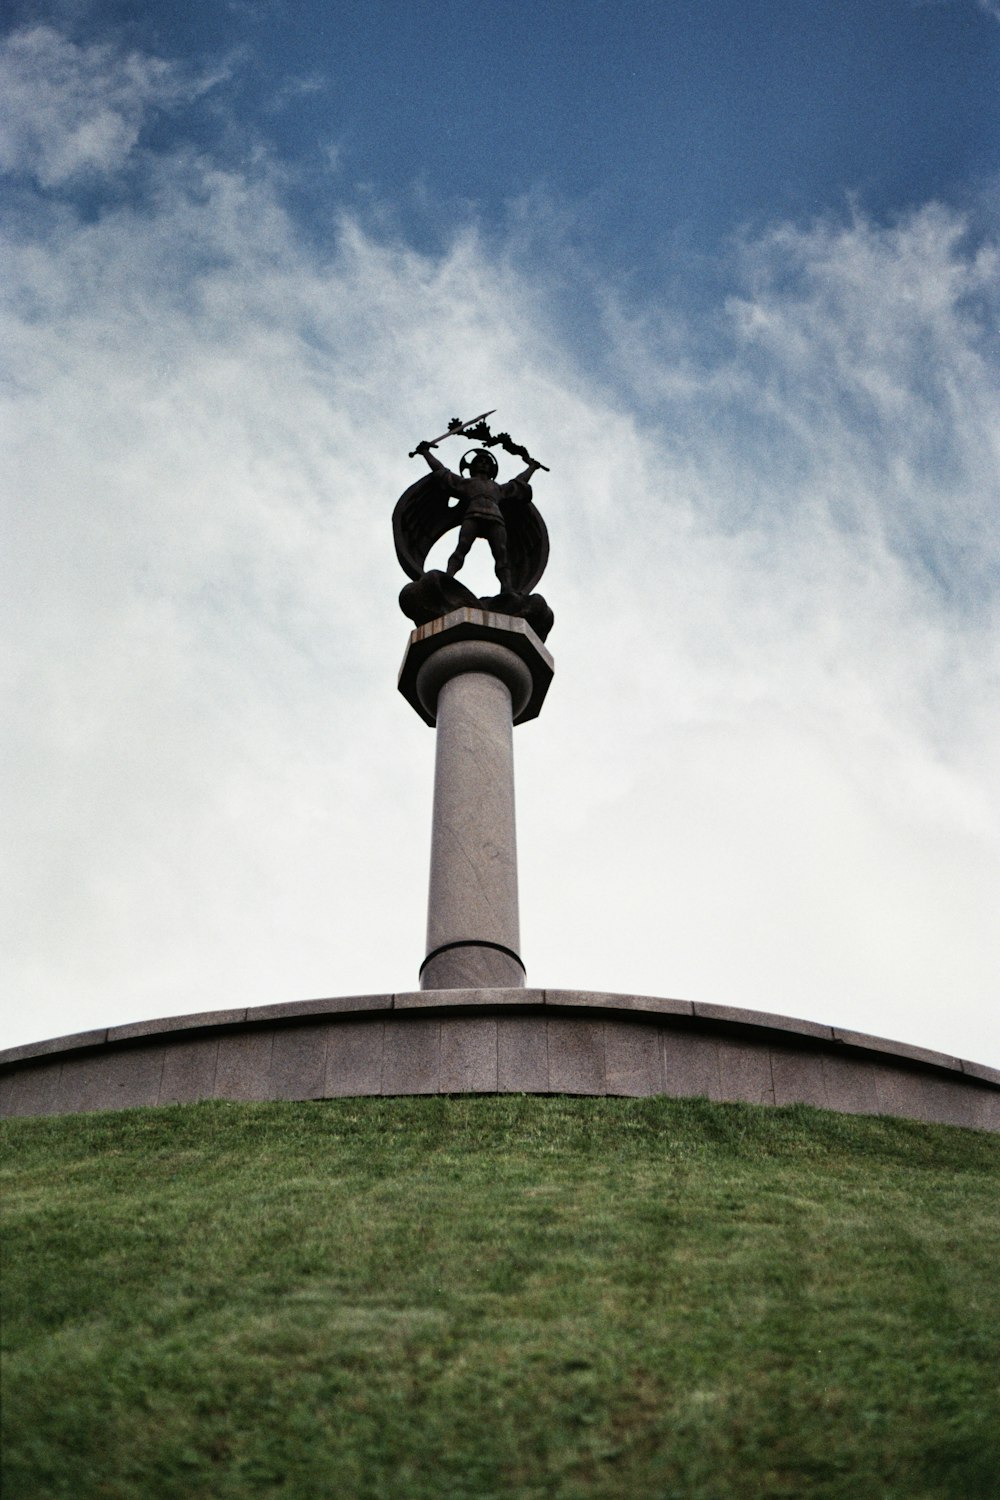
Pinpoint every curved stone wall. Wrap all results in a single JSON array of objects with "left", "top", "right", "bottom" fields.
[{"left": 2, "top": 990, "right": 997, "bottom": 1132}]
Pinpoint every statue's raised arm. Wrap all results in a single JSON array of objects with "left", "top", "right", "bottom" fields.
[{"left": 412, "top": 440, "right": 453, "bottom": 479}]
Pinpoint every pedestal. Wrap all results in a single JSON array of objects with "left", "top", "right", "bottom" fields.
[{"left": 398, "top": 609, "right": 554, "bottom": 990}]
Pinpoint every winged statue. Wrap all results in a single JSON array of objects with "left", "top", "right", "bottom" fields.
[{"left": 393, "top": 413, "right": 553, "bottom": 640}]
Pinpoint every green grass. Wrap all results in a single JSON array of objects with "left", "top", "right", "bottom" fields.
[{"left": 2, "top": 1096, "right": 999, "bottom": 1499}]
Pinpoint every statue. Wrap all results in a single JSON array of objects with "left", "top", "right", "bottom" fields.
[{"left": 393, "top": 412, "right": 554, "bottom": 640}]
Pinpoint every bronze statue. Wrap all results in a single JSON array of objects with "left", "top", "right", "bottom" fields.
[
  {"left": 393, "top": 414, "right": 553, "bottom": 639},
  {"left": 414, "top": 442, "right": 543, "bottom": 591}
]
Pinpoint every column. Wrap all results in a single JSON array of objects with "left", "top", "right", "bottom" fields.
[{"left": 397, "top": 610, "right": 554, "bottom": 991}]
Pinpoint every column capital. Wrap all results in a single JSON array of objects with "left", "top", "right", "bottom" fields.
[{"left": 398, "top": 608, "right": 554, "bottom": 727}]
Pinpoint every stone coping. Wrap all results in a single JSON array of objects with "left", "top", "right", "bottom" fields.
[{"left": 3, "top": 990, "right": 997, "bottom": 1088}]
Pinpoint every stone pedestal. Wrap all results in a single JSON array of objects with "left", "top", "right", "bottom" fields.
[
  {"left": 5, "top": 993, "right": 998, "bottom": 1128},
  {"left": 398, "top": 609, "right": 554, "bottom": 990}
]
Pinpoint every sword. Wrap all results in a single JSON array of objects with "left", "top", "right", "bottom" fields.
[{"left": 409, "top": 409, "right": 496, "bottom": 458}]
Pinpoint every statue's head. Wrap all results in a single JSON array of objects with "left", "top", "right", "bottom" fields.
[{"left": 460, "top": 448, "right": 499, "bottom": 479}]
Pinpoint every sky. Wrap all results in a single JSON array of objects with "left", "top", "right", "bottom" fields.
[{"left": 2, "top": 1, "right": 999, "bottom": 1065}]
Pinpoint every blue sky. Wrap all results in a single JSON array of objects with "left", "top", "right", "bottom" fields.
[
  {"left": 8, "top": 0, "right": 999, "bottom": 291},
  {"left": 3, "top": 1, "right": 999, "bottom": 1063}
]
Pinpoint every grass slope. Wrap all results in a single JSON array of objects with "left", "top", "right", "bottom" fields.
[{"left": 2, "top": 1096, "right": 999, "bottom": 1499}]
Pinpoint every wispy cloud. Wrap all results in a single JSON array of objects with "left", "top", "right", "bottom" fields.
[
  {"left": 2, "top": 28, "right": 998, "bottom": 1063},
  {"left": 0, "top": 25, "right": 221, "bottom": 186},
  {"left": 607, "top": 202, "right": 1000, "bottom": 605}
]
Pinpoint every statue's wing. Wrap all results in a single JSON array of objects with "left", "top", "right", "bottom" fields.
[
  {"left": 392, "top": 472, "right": 464, "bottom": 580},
  {"left": 499, "top": 481, "right": 549, "bottom": 595}
]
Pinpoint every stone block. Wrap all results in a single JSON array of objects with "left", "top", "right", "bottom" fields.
[
  {"left": 694, "top": 1002, "right": 833, "bottom": 1042},
  {"left": 324, "top": 1020, "right": 384, "bottom": 1098},
  {"left": 820, "top": 1054, "right": 880, "bottom": 1117},
  {"left": 960, "top": 1058, "right": 1000, "bottom": 1086},
  {"left": 662, "top": 1029, "right": 721, "bottom": 1100},
  {"left": 440, "top": 1017, "right": 498, "bottom": 1093},
  {"left": 249, "top": 994, "right": 392, "bottom": 1024},
  {"left": 899, "top": 1072, "right": 977, "bottom": 1131},
  {"left": 967, "top": 1087, "right": 1000, "bottom": 1133},
  {"left": 55, "top": 1054, "right": 116, "bottom": 1114},
  {"left": 1, "top": 1029, "right": 107, "bottom": 1066},
  {"left": 547, "top": 1017, "right": 606, "bottom": 1095},
  {"left": 834, "top": 1028, "right": 961, "bottom": 1073},
  {"left": 158, "top": 1039, "right": 219, "bottom": 1105},
  {"left": 717, "top": 1038, "right": 775, "bottom": 1106},
  {"left": 623, "top": 992, "right": 694, "bottom": 1018},
  {"left": 108, "top": 1009, "right": 246, "bottom": 1044},
  {"left": 867, "top": 1063, "right": 963, "bottom": 1124},
  {"left": 3, "top": 1062, "right": 64, "bottom": 1117},
  {"left": 55, "top": 1047, "right": 163, "bottom": 1114},
  {"left": 214, "top": 1031, "right": 274, "bottom": 1102},
  {"left": 269, "top": 1024, "right": 330, "bottom": 1101},
  {"left": 106, "top": 1045, "right": 165, "bottom": 1110},
  {"left": 396, "top": 987, "right": 540, "bottom": 1010},
  {"left": 547, "top": 990, "right": 692, "bottom": 1018},
  {"left": 382, "top": 1016, "right": 440, "bottom": 1095},
  {"left": 770, "top": 1047, "right": 828, "bottom": 1108},
  {"left": 497, "top": 1015, "right": 548, "bottom": 1092},
  {"left": 868, "top": 1064, "right": 933, "bottom": 1123},
  {"left": 604, "top": 1018, "right": 663, "bottom": 1096}
]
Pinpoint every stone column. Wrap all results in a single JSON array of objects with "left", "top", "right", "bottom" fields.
[{"left": 398, "top": 609, "right": 554, "bottom": 990}]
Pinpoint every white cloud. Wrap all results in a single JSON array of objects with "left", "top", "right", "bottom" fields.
[
  {"left": 2, "top": 34, "right": 998, "bottom": 1066},
  {"left": 0, "top": 25, "right": 217, "bottom": 186},
  {"left": 607, "top": 203, "right": 1000, "bottom": 606}
]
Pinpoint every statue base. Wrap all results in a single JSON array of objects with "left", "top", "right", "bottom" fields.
[
  {"left": 398, "top": 607, "right": 554, "bottom": 728},
  {"left": 399, "top": 570, "right": 554, "bottom": 642}
]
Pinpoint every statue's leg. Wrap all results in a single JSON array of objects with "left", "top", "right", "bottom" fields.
[
  {"left": 446, "top": 520, "right": 477, "bottom": 576},
  {"left": 487, "top": 522, "right": 512, "bottom": 591}
]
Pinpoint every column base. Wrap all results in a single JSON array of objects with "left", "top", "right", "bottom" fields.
[{"left": 420, "top": 941, "right": 526, "bottom": 990}]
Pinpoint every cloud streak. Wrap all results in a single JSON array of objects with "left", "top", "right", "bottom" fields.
[
  {"left": 0, "top": 25, "right": 221, "bottom": 186},
  {"left": 3, "top": 28, "right": 998, "bottom": 1065}
]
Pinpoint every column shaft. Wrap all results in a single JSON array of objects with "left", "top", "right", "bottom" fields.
[{"left": 421, "top": 669, "right": 525, "bottom": 989}]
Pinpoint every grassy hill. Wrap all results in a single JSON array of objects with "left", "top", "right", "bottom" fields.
[{"left": 2, "top": 1095, "right": 998, "bottom": 1499}]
